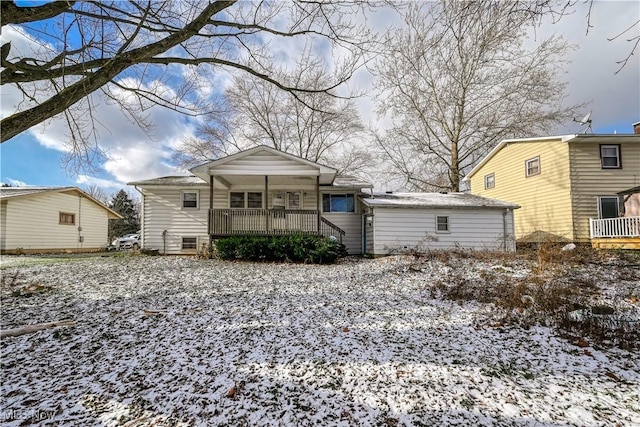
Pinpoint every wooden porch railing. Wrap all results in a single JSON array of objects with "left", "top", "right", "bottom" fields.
[
  {"left": 589, "top": 216, "right": 640, "bottom": 238},
  {"left": 209, "top": 209, "right": 345, "bottom": 242}
]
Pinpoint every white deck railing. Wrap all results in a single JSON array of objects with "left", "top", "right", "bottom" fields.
[{"left": 589, "top": 216, "right": 640, "bottom": 238}]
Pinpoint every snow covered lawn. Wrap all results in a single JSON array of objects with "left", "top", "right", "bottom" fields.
[{"left": 1, "top": 254, "right": 638, "bottom": 426}]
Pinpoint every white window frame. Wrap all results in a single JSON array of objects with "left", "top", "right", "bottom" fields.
[
  {"left": 525, "top": 156, "right": 540, "bottom": 177},
  {"left": 484, "top": 173, "right": 495, "bottom": 189},
  {"left": 600, "top": 144, "right": 621, "bottom": 169},
  {"left": 181, "top": 190, "right": 199, "bottom": 209},
  {"left": 181, "top": 237, "right": 198, "bottom": 250},
  {"left": 229, "top": 191, "right": 264, "bottom": 209},
  {"left": 436, "top": 215, "right": 450, "bottom": 233}
]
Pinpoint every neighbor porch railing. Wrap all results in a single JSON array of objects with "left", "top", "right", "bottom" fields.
[
  {"left": 209, "top": 209, "right": 345, "bottom": 242},
  {"left": 589, "top": 216, "right": 640, "bottom": 238}
]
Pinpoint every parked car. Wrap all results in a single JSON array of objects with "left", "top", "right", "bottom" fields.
[{"left": 111, "top": 233, "right": 141, "bottom": 250}]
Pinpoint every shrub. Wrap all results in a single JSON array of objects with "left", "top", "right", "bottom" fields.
[{"left": 214, "top": 235, "right": 343, "bottom": 264}]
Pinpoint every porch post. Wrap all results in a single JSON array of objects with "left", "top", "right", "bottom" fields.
[
  {"left": 317, "top": 175, "right": 321, "bottom": 234},
  {"left": 265, "top": 175, "right": 269, "bottom": 233},
  {"left": 209, "top": 175, "right": 214, "bottom": 247}
]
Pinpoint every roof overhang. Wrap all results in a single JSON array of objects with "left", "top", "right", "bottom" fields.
[
  {"left": 189, "top": 146, "right": 338, "bottom": 186},
  {"left": 463, "top": 133, "right": 640, "bottom": 181},
  {"left": 0, "top": 187, "right": 123, "bottom": 219}
]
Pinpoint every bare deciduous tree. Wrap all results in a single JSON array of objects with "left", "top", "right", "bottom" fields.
[
  {"left": 373, "top": 1, "right": 582, "bottom": 192},
  {"left": 175, "top": 47, "right": 371, "bottom": 175},
  {"left": 1, "top": 1, "right": 372, "bottom": 169}
]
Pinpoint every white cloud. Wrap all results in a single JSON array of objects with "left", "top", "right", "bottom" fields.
[
  {"left": 75, "top": 175, "right": 122, "bottom": 190},
  {"left": 1, "top": 178, "right": 29, "bottom": 187}
]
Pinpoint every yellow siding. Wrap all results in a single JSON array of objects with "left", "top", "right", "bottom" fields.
[
  {"left": 569, "top": 140, "right": 640, "bottom": 241},
  {"left": 469, "top": 140, "right": 574, "bottom": 241}
]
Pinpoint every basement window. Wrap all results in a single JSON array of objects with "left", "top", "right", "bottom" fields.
[{"left": 182, "top": 237, "right": 197, "bottom": 250}]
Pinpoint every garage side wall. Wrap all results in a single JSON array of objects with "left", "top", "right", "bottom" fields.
[
  {"left": 368, "top": 207, "right": 515, "bottom": 255},
  {"left": 2, "top": 193, "right": 110, "bottom": 252}
]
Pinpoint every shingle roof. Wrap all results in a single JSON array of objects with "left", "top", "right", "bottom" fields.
[
  {"left": 0, "top": 186, "right": 75, "bottom": 199},
  {"left": 0, "top": 187, "right": 122, "bottom": 218},
  {"left": 128, "top": 176, "right": 207, "bottom": 186},
  {"left": 360, "top": 192, "right": 519, "bottom": 209},
  {"left": 331, "top": 175, "right": 373, "bottom": 189}
]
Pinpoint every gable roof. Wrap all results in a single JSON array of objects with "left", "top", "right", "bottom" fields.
[
  {"left": 360, "top": 192, "right": 519, "bottom": 209},
  {"left": 464, "top": 133, "right": 640, "bottom": 181},
  {"left": 0, "top": 187, "right": 123, "bottom": 219},
  {"left": 189, "top": 145, "right": 338, "bottom": 185}
]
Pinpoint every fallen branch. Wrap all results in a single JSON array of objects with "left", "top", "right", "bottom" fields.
[{"left": 0, "top": 319, "right": 75, "bottom": 338}]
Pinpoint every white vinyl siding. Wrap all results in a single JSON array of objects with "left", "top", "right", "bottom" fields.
[
  {"left": 367, "top": 208, "right": 515, "bottom": 255},
  {"left": 140, "top": 187, "right": 210, "bottom": 254},
  {"left": 1, "top": 192, "right": 111, "bottom": 252}
]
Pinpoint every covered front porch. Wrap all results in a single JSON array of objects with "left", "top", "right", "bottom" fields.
[
  {"left": 589, "top": 216, "right": 640, "bottom": 249},
  {"left": 189, "top": 146, "right": 350, "bottom": 244}
]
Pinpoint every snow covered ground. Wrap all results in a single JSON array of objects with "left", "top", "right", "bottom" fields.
[{"left": 1, "top": 254, "right": 638, "bottom": 426}]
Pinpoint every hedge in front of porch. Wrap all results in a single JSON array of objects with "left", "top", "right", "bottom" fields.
[{"left": 214, "top": 235, "right": 345, "bottom": 264}]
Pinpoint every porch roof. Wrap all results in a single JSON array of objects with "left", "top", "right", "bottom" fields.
[{"left": 189, "top": 146, "right": 337, "bottom": 186}]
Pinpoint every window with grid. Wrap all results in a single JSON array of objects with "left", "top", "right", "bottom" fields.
[
  {"left": 484, "top": 173, "right": 495, "bottom": 189},
  {"left": 59, "top": 212, "right": 75, "bottom": 225},
  {"left": 182, "top": 237, "right": 197, "bottom": 250},
  {"left": 182, "top": 191, "right": 198, "bottom": 208},
  {"left": 525, "top": 156, "right": 540, "bottom": 177},
  {"left": 600, "top": 145, "right": 621, "bottom": 169},
  {"left": 229, "top": 192, "right": 263, "bottom": 209},
  {"left": 436, "top": 215, "right": 449, "bottom": 233}
]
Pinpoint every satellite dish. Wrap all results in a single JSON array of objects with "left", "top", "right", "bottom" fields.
[{"left": 573, "top": 111, "right": 593, "bottom": 133}]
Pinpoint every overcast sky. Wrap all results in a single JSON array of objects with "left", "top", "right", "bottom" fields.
[{"left": 1, "top": 1, "right": 638, "bottom": 194}]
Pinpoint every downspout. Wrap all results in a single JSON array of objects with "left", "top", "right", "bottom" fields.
[
  {"left": 316, "top": 175, "right": 321, "bottom": 234},
  {"left": 209, "top": 176, "right": 214, "bottom": 249},
  {"left": 78, "top": 195, "right": 83, "bottom": 247},
  {"left": 265, "top": 175, "right": 269, "bottom": 232}
]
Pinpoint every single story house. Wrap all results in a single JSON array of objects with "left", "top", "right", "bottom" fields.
[
  {"left": 361, "top": 192, "right": 519, "bottom": 255},
  {"left": 129, "top": 146, "right": 519, "bottom": 256},
  {"left": 0, "top": 187, "right": 122, "bottom": 254}
]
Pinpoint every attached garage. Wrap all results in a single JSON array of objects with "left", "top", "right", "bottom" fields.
[{"left": 361, "top": 192, "right": 519, "bottom": 256}]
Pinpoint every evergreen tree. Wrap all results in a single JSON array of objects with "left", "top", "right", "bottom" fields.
[{"left": 109, "top": 190, "right": 139, "bottom": 240}]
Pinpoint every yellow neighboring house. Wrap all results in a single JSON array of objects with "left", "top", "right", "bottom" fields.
[{"left": 464, "top": 133, "right": 640, "bottom": 248}]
